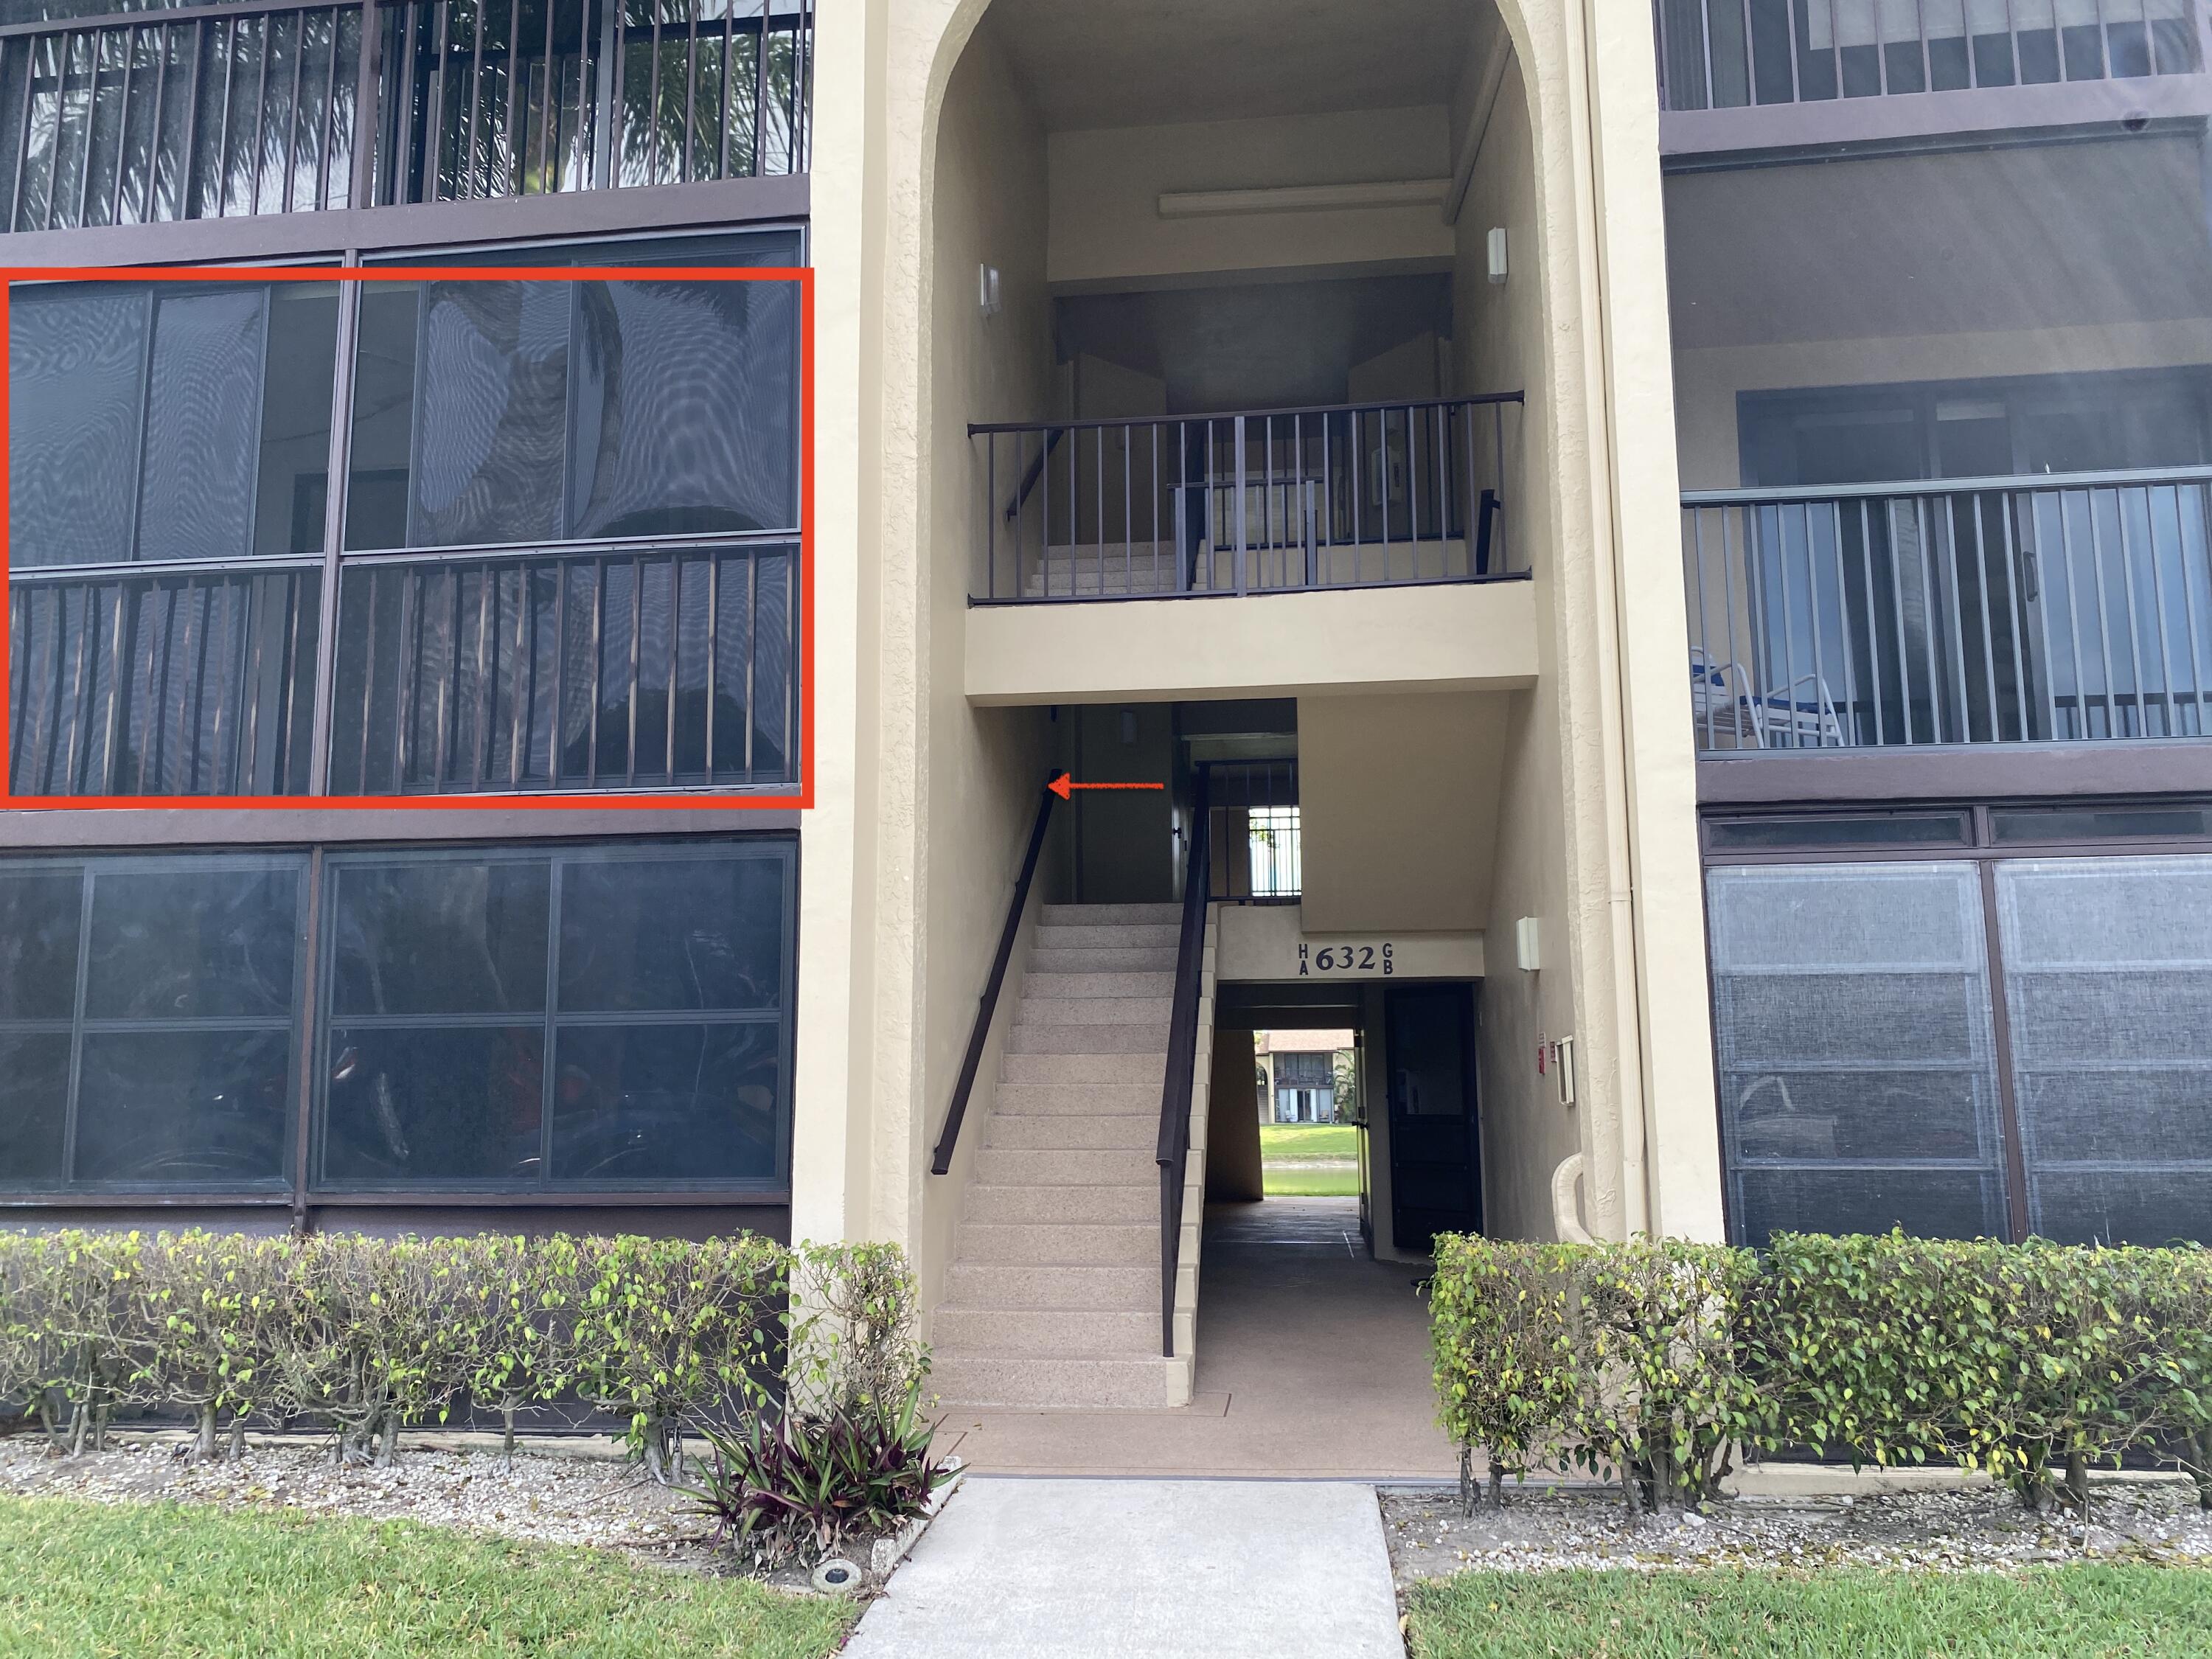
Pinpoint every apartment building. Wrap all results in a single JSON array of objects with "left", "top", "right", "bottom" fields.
[{"left": 2, "top": 0, "right": 2203, "bottom": 1422}]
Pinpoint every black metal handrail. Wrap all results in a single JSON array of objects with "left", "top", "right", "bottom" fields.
[
  {"left": 928, "top": 775, "right": 1060, "bottom": 1177},
  {"left": 968, "top": 394, "right": 1523, "bottom": 602},
  {"left": 1155, "top": 765, "right": 1211, "bottom": 1356}
]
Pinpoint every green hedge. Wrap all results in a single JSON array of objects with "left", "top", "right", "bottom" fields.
[
  {"left": 1432, "top": 1231, "right": 2212, "bottom": 1515},
  {"left": 0, "top": 1229, "right": 925, "bottom": 1481}
]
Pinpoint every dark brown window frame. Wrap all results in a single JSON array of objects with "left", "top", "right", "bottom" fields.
[{"left": 0, "top": 830, "right": 798, "bottom": 1214}]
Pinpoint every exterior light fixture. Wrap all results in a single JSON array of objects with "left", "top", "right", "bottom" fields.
[
  {"left": 1486, "top": 226, "right": 1509, "bottom": 285},
  {"left": 979, "top": 264, "right": 1002, "bottom": 316},
  {"left": 1515, "top": 915, "right": 1541, "bottom": 971}
]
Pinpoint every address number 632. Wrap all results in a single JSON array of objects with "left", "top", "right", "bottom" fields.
[{"left": 1297, "top": 942, "right": 1394, "bottom": 975}]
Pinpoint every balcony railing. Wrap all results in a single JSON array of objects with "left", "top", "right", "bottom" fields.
[
  {"left": 968, "top": 396, "right": 1523, "bottom": 604},
  {"left": 1682, "top": 467, "right": 2212, "bottom": 751},
  {"left": 8, "top": 539, "right": 798, "bottom": 796},
  {"left": 1656, "top": 0, "right": 2205, "bottom": 114},
  {"left": 0, "top": 0, "right": 810, "bottom": 233}
]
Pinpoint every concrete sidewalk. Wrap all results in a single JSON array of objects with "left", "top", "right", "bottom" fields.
[{"left": 844, "top": 1477, "right": 1405, "bottom": 1659}]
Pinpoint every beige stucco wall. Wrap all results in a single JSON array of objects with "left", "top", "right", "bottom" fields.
[
  {"left": 967, "top": 580, "right": 1540, "bottom": 706},
  {"left": 1298, "top": 691, "right": 1510, "bottom": 934},
  {"left": 1047, "top": 107, "right": 1456, "bottom": 288},
  {"left": 908, "top": 16, "right": 1061, "bottom": 1319},
  {"left": 830, "top": 0, "right": 1728, "bottom": 1284}
]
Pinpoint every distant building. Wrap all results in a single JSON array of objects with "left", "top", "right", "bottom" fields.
[{"left": 1256, "top": 1031, "right": 1357, "bottom": 1124}]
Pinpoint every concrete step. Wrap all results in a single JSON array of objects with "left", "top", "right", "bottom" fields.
[
  {"left": 1008, "top": 1023, "right": 1168, "bottom": 1056},
  {"left": 1029, "top": 947, "right": 1180, "bottom": 973},
  {"left": 956, "top": 1221, "right": 1155, "bottom": 1265},
  {"left": 987, "top": 1112, "right": 1157, "bottom": 1152},
  {"left": 944, "top": 1261, "right": 1158, "bottom": 1311},
  {"left": 1001, "top": 1054, "right": 1166, "bottom": 1086},
  {"left": 1015, "top": 995, "right": 1174, "bottom": 1027},
  {"left": 973, "top": 1146, "right": 1159, "bottom": 1186},
  {"left": 1015, "top": 997, "right": 1169, "bottom": 1026},
  {"left": 931, "top": 1306, "right": 1159, "bottom": 1355},
  {"left": 1033, "top": 923, "right": 1181, "bottom": 950},
  {"left": 1041, "top": 903, "right": 1181, "bottom": 925},
  {"left": 931, "top": 1352, "right": 1180, "bottom": 1409},
  {"left": 993, "top": 1082, "right": 1160, "bottom": 1115},
  {"left": 1022, "top": 970, "right": 1176, "bottom": 1000},
  {"left": 964, "top": 1183, "right": 1158, "bottom": 1225}
]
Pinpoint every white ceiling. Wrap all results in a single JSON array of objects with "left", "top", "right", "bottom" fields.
[
  {"left": 1666, "top": 136, "right": 2212, "bottom": 351},
  {"left": 982, "top": 0, "right": 1479, "bottom": 131}
]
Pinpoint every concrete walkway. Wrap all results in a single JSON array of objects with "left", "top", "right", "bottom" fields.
[
  {"left": 844, "top": 1477, "right": 1405, "bottom": 1659},
  {"left": 936, "top": 1197, "right": 1456, "bottom": 1478}
]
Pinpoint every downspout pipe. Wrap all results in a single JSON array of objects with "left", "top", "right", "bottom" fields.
[{"left": 1573, "top": 0, "right": 1652, "bottom": 1240}]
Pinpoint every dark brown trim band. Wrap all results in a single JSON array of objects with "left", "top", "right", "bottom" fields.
[
  {"left": 0, "top": 173, "right": 809, "bottom": 269},
  {"left": 1698, "top": 740, "right": 2212, "bottom": 807}
]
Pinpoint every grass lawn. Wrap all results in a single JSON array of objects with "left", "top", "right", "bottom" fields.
[
  {"left": 1259, "top": 1123, "right": 1357, "bottom": 1161},
  {"left": 1405, "top": 1565, "right": 2212, "bottom": 1659},
  {"left": 1265, "top": 1166, "right": 1361, "bottom": 1197},
  {"left": 0, "top": 1494, "right": 856, "bottom": 1658}
]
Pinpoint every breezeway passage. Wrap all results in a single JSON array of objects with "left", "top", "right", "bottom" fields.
[{"left": 843, "top": 1478, "right": 1405, "bottom": 1659}]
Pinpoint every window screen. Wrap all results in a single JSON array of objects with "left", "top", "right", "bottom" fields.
[
  {"left": 1706, "top": 861, "right": 2011, "bottom": 1245},
  {"left": 317, "top": 841, "right": 792, "bottom": 1189},
  {"left": 0, "top": 856, "right": 303, "bottom": 1192},
  {"left": 7, "top": 282, "right": 339, "bottom": 568},
  {"left": 345, "top": 233, "right": 801, "bottom": 552},
  {"left": 1994, "top": 855, "right": 2212, "bottom": 1245}
]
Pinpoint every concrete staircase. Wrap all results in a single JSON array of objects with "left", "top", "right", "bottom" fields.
[{"left": 931, "top": 902, "right": 1189, "bottom": 1410}]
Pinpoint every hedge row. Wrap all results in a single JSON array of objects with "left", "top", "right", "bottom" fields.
[
  {"left": 0, "top": 1230, "right": 925, "bottom": 1481},
  {"left": 1431, "top": 1231, "right": 2212, "bottom": 1515}
]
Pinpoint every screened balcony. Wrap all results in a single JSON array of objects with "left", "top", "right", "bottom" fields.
[
  {"left": 1682, "top": 466, "right": 2212, "bottom": 751},
  {"left": 0, "top": 0, "right": 811, "bottom": 234},
  {"left": 5, "top": 240, "right": 801, "bottom": 799}
]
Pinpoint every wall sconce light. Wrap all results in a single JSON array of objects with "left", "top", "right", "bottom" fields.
[
  {"left": 1514, "top": 915, "right": 1541, "bottom": 972},
  {"left": 1554, "top": 1035, "right": 1576, "bottom": 1107},
  {"left": 1486, "top": 227, "right": 1509, "bottom": 285},
  {"left": 979, "top": 264, "right": 1002, "bottom": 316}
]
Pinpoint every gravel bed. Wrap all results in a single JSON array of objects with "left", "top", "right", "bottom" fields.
[
  {"left": 1382, "top": 1478, "right": 2212, "bottom": 1586},
  {"left": 0, "top": 1435, "right": 725, "bottom": 1567}
]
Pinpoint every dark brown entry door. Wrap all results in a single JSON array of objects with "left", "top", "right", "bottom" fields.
[{"left": 1385, "top": 981, "right": 1481, "bottom": 1253}]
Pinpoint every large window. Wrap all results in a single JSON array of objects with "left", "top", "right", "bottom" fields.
[
  {"left": 1707, "top": 813, "right": 2212, "bottom": 1248},
  {"left": 316, "top": 841, "right": 792, "bottom": 1191},
  {"left": 0, "top": 838, "right": 793, "bottom": 1200},
  {"left": 1708, "top": 860, "right": 2012, "bottom": 1245},
  {"left": 6, "top": 232, "right": 803, "bottom": 797},
  {"left": 0, "top": 854, "right": 305, "bottom": 1193}
]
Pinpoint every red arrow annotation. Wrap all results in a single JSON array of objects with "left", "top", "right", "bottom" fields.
[{"left": 1048, "top": 775, "right": 1165, "bottom": 799}]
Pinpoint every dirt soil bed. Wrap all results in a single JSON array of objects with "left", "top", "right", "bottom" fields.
[{"left": 1382, "top": 1478, "right": 2212, "bottom": 1585}]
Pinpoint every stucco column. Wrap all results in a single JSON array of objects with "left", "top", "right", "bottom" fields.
[{"left": 1571, "top": 0, "right": 1725, "bottom": 1241}]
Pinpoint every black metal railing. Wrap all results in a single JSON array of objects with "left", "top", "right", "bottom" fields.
[
  {"left": 326, "top": 540, "right": 798, "bottom": 793},
  {"left": 8, "top": 563, "right": 320, "bottom": 795},
  {"left": 0, "top": 0, "right": 369, "bottom": 232},
  {"left": 1156, "top": 765, "right": 1210, "bottom": 1357},
  {"left": 1683, "top": 465, "right": 2212, "bottom": 750},
  {"left": 1206, "top": 758, "right": 1298, "bottom": 903},
  {"left": 928, "top": 776, "right": 1059, "bottom": 1178},
  {"left": 970, "top": 395, "right": 1523, "bottom": 604},
  {"left": 1655, "top": 0, "right": 2205, "bottom": 114},
  {"left": 0, "top": 0, "right": 810, "bottom": 232},
  {"left": 374, "top": 0, "right": 810, "bottom": 206}
]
